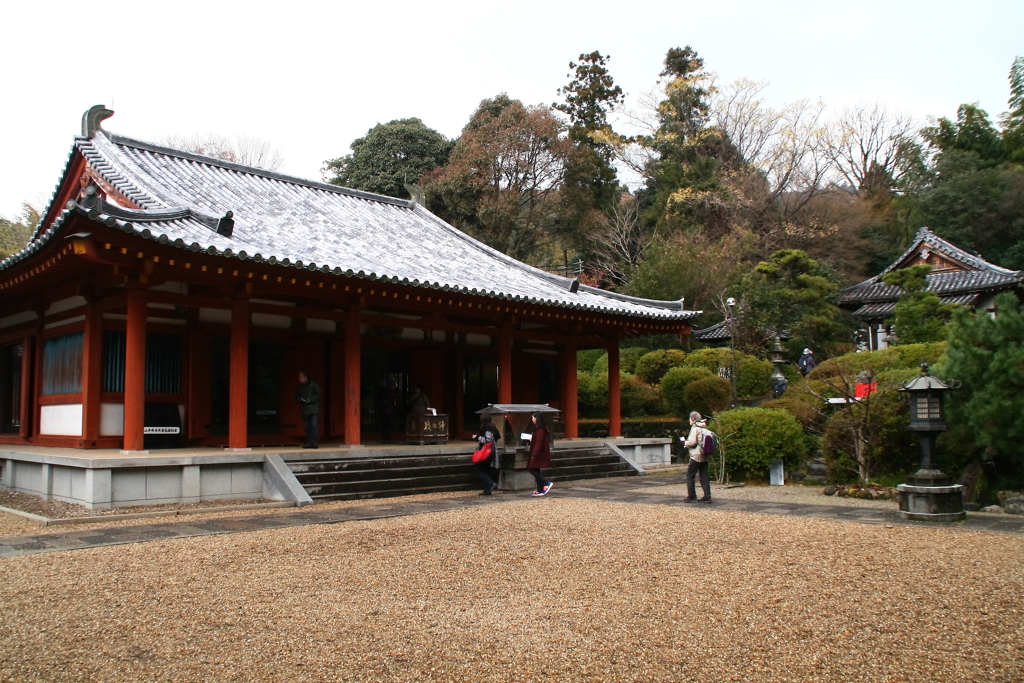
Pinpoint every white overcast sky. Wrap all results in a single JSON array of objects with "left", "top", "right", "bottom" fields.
[{"left": 1, "top": 0, "right": 1021, "bottom": 219}]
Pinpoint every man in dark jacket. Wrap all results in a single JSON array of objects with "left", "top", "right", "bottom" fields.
[{"left": 295, "top": 371, "right": 321, "bottom": 448}]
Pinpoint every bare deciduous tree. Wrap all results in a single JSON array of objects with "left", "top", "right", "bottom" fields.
[
  {"left": 583, "top": 194, "right": 648, "bottom": 285},
  {"left": 157, "top": 133, "right": 286, "bottom": 172},
  {"left": 823, "top": 103, "right": 917, "bottom": 195},
  {"left": 712, "top": 79, "right": 832, "bottom": 223}
]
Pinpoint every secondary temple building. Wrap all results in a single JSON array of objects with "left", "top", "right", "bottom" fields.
[
  {"left": 839, "top": 227, "right": 1023, "bottom": 349},
  {"left": 0, "top": 107, "right": 698, "bottom": 455}
]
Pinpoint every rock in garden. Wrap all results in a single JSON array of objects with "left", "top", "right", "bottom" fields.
[{"left": 1003, "top": 497, "right": 1024, "bottom": 515}]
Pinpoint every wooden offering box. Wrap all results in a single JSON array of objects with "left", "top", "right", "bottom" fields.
[{"left": 406, "top": 413, "right": 449, "bottom": 444}]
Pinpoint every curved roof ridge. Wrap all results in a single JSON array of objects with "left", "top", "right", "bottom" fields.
[{"left": 105, "top": 132, "right": 414, "bottom": 209}]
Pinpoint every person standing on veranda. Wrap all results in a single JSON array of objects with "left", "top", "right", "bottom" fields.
[{"left": 295, "top": 371, "right": 321, "bottom": 449}]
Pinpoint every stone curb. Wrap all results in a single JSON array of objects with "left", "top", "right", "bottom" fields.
[{"left": 0, "top": 501, "right": 296, "bottom": 527}]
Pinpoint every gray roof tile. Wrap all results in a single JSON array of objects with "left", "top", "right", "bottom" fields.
[
  {"left": 4, "top": 131, "right": 701, "bottom": 322},
  {"left": 839, "top": 228, "right": 1023, "bottom": 305}
]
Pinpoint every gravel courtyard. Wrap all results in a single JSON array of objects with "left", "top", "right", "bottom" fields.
[{"left": 1, "top": 494, "right": 1022, "bottom": 682}]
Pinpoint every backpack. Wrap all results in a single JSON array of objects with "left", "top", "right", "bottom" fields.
[{"left": 699, "top": 429, "right": 717, "bottom": 457}]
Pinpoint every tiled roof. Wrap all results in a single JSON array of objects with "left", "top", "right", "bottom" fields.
[
  {"left": 3, "top": 129, "right": 700, "bottom": 322},
  {"left": 850, "top": 293, "right": 980, "bottom": 319},
  {"left": 694, "top": 320, "right": 729, "bottom": 340},
  {"left": 840, "top": 228, "right": 1023, "bottom": 305}
]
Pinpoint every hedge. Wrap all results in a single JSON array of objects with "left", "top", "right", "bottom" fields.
[
  {"left": 659, "top": 366, "right": 712, "bottom": 416},
  {"left": 714, "top": 407, "right": 807, "bottom": 480},
  {"left": 635, "top": 349, "right": 688, "bottom": 384},
  {"left": 682, "top": 348, "right": 774, "bottom": 398},
  {"left": 683, "top": 375, "right": 732, "bottom": 418}
]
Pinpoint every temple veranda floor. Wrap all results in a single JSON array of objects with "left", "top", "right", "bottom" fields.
[{"left": 1, "top": 473, "right": 1022, "bottom": 682}]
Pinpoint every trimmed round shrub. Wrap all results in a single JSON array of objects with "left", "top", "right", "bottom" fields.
[
  {"left": 715, "top": 407, "right": 807, "bottom": 480},
  {"left": 584, "top": 371, "right": 663, "bottom": 418},
  {"left": 661, "top": 366, "right": 713, "bottom": 416},
  {"left": 591, "top": 347, "right": 647, "bottom": 376},
  {"left": 577, "top": 349, "right": 605, "bottom": 373},
  {"left": 620, "top": 374, "right": 664, "bottom": 417},
  {"left": 683, "top": 375, "right": 732, "bottom": 418},
  {"left": 808, "top": 342, "right": 946, "bottom": 382},
  {"left": 635, "top": 349, "right": 688, "bottom": 384},
  {"left": 682, "top": 347, "right": 774, "bottom": 398},
  {"left": 576, "top": 371, "right": 597, "bottom": 417}
]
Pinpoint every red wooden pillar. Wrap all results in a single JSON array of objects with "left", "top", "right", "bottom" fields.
[
  {"left": 80, "top": 301, "right": 103, "bottom": 446},
  {"left": 228, "top": 298, "right": 250, "bottom": 449},
  {"left": 123, "top": 286, "right": 148, "bottom": 451},
  {"left": 608, "top": 341, "right": 621, "bottom": 437},
  {"left": 561, "top": 340, "right": 578, "bottom": 439},
  {"left": 344, "top": 309, "right": 361, "bottom": 446},
  {"left": 498, "top": 328, "right": 512, "bottom": 404}
]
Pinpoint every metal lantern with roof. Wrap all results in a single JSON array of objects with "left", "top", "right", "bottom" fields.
[
  {"left": 896, "top": 362, "right": 965, "bottom": 521},
  {"left": 900, "top": 363, "right": 955, "bottom": 433}
]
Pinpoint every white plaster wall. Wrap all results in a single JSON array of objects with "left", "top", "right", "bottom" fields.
[
  {"left": 252, "top": 312, "right": 291, "bottom": 328},
  {"left": 0, "top": 310, "right": 37, "bottom": 329},
  {"left": 466, "top": 333, "right": 491, "bottom": 346},
  {"left": 100, "top": 403, "right": 125, "bottom": 436},
  {"left": 400, "top": 327, "right": 424, "bottom": 341},
  {"left": 46, "top": 296, "right": 87, "bottom": 316},
  {"left": 199, "top": 308, "right": 232, "bottom": 324},
  {"left": 306, "top": 318, "right": 336, "bottom": 333},
  {"left": 40, "top": 404, "right": 83, "bottom": 436},
  {"left": 150, "top": 281, "right": 187, "bottom": 294},
  {"left": 44, "top": 314, "right": 85, "bottom": 330}
]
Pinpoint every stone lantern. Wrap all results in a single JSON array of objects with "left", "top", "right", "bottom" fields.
[
  {"left": 896, "top": 363, "right": 965, "bottom": 521},
  {"left": 769, "top": 335, "right": 786, "bottom": 382}
]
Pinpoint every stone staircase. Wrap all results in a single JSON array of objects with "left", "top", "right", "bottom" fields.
[{"left": 288, "top": 446, "right": 638, "bottom": 502}]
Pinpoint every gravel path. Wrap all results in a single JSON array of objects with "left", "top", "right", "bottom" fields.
[
  {"left": 1, "top": 497, "right": 1021, "bottom": 682},
  {"left": 642, "top": 482, "right": 899, "bottom": 508}
]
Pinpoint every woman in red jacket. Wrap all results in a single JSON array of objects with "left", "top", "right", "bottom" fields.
[{"left": 528, "top": 411, "right": 554, "bottom": 497}]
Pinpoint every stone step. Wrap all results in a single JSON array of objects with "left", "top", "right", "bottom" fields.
[{"left": 292, "top": 447, "right": 636, "bottom": 502}]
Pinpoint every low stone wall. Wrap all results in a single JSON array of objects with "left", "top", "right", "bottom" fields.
[
  {"left": 1, "top": 452, "right": 288, "bottom": 510},
  {"left": 578, "top": 420, "right": 686, "bottom": 460}
]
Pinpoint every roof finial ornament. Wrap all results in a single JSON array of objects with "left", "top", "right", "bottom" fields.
[
  {"left": 217, "top": 211, "right": 235, "bottom": 237},
  {"left": 81, "top": 105, "right": 114, "bottom": 138}
]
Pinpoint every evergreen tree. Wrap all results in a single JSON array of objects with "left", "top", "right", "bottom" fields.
[
  {"left": 323, "top": 118, "right": 453, "bottom": 199},
  {"left": 943, "top": 292, "right": 1024, "bottom": 474},
  {"left": 731, "top": 249, "right": 854, "bottom": 358},
  {"left": 881, "top": 265, "right": 956, "bottom": 344},
  {"left": 554, "top": 52, "right": 624, "bottom": 234},
  {"left": 642, "top": 47, "right": 737, "bottom": 236},
  {"left": 0, "top": 204, "right": 39, "bottom": 259}
]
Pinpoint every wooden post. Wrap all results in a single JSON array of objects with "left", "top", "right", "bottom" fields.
[
  {"left": 498, "top": 328, "right": 512, "bottom": 404},
  {"left": 80, "top": 301, "right": 103, "bottom": 446},
  {"left": 344, "top": 309, "right": 361, "bottom": 446},
  {"left": 18, "top": 334, "right": 31, "bottom": 439},
  {"left": 608, "top": 340, "right": 620, "bottom": 438},
  {"left": 454, "top": 347, "right": 464, "bottom": 437},
  {"left": 123, "top": 286, "right": 147, "bottom": 452},
  {"left": 228, "top": 297, "right": 250, "bottom": 449},
  {"left": 561, "top": 340, "right": 578, "bottom": 439}
]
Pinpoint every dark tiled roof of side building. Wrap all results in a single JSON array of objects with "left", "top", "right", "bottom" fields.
[
  {"left": 3, "top": 128, "right": 700, "bottom": 322},
  {"left": 839, "top": 227, "right": 1023, "bottom": 306}
]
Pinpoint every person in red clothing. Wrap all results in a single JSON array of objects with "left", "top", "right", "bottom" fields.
[{"left": 528, "top": 411, "right": 554, "bottom": 497}]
